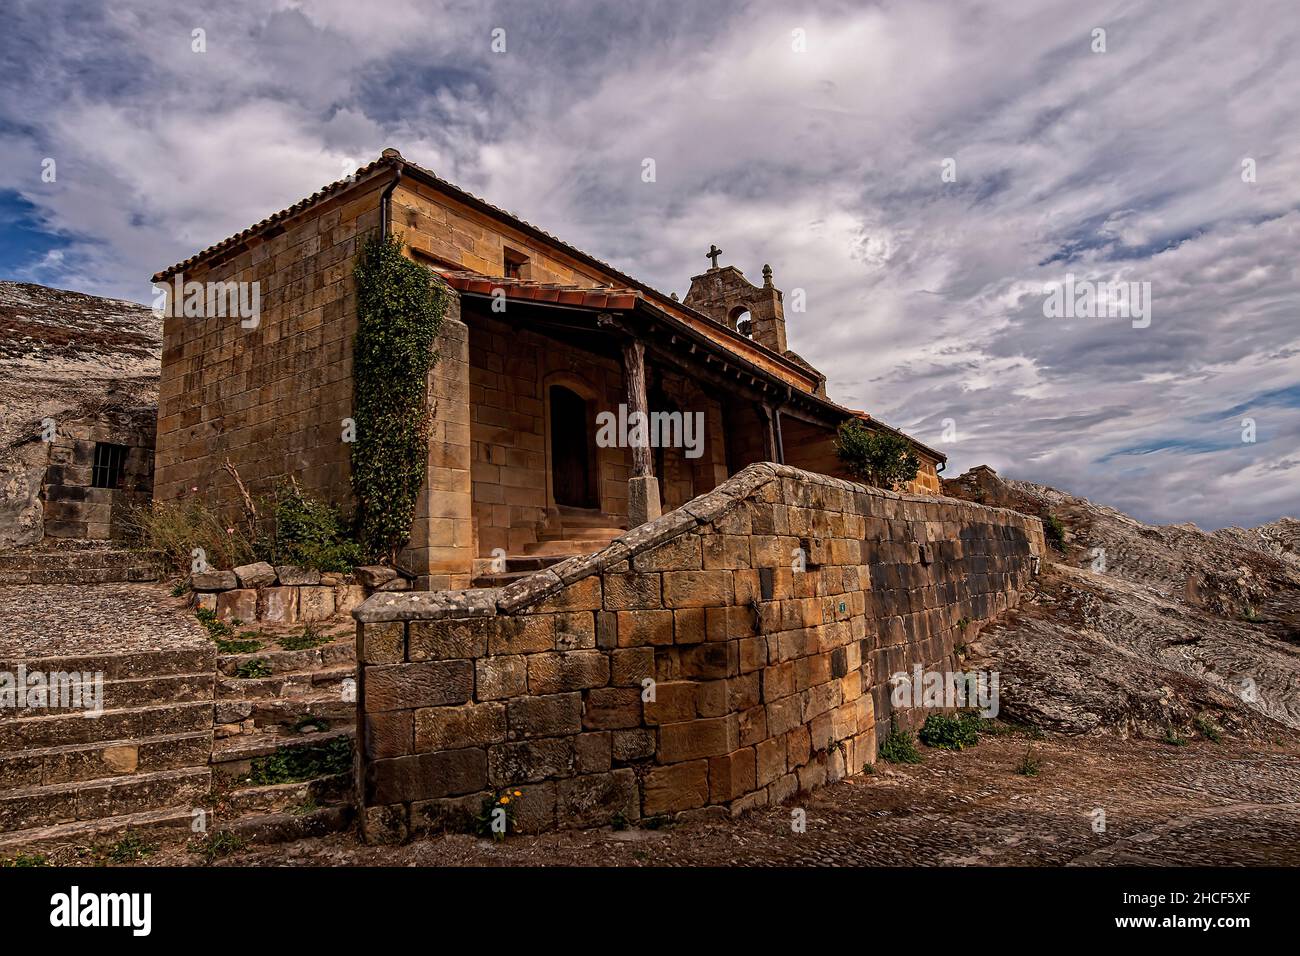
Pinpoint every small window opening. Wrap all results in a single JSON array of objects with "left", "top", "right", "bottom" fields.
[
  {"left": 504, "top": 248, "right": 530, "bottom": 280},
  {"left": 91, "top": 442, "right": 129, "bottom": 490}
]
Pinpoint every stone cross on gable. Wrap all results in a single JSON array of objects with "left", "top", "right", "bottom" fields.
[{"left": 705, "top": 244, "right": 723, "bottom": 269}]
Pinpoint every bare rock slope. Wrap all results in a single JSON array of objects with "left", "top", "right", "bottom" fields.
[
  {"left": 944, "top": 466, "right": 1300, "bottom": 738},
  {"left": 0, "top": 281, "right": 159, "bottom": 548}
]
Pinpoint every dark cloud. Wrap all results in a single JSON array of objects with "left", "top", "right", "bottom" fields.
[{"left": 0, "top": 0, "right": 1295, "bottom": 528}]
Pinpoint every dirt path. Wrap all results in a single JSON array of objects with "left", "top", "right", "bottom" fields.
[{"left": 132, "top": 729, "right": 1300, "bottom": 867}]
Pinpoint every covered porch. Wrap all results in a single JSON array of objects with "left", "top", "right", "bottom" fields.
[{"left": 400, "top": 273, "right": 865, "bottom": 590}]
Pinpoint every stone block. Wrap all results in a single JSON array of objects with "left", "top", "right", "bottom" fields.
[
  {"left": 361, "top": 621, "right": 405, "bottom": 664},
  {"left": 191, "top": 569, "right": 236, "bottom": 591},
  {"left": 275, "top": 565, "right": 320, "bottom": 586},
  {"left": 609, "top": 647, "right": 654, "bottom": 686},
  {"left": 366, "top": 748, "right": 487, "bottom": 804},
  {"left": 615, "top": 609, "right": 674, "bottom": 647},
  {"left": 612, "top": 728, "right": 656, "bottom": 762},
  {"left": 258, "top": 586, "right": 298, "bottom": 625},
  {"left": 507, "top": 693, "right": 582, "bottom": 738},
  {"left": 234, "top": 561, "right": 277, "bottom": 588},
  {"left": 476, "top": 655, "right": 527, "bottom": 700},
  {"left": 215, "top": 588, "right": 256, "bottom": 622},
  {"left": 582, "top": 686, "right": 643, "bottom": 729},
  {"left": 662, "top": 570, "right": 733, "bottom": 608},
  {"left": 299, "top": 585, "right": 336, "bottom": 621},
  {"left": 409, "top": 618, "right": 489, "bottom": 660},
  {"left": 366, "top": 711, "right": 413, "bottom": 759},
  {"left": 657, "top": 715, "right": 740, "bottom": 763},
  {"left": 488, "top": 737, "right": 575, "bottom": 785},
  {"left": 642, "top": 760, "right": 709, "bottom": 816},
  {"left": 557, "top": 769, "right": 639, "bottom": 828},
  {"left": 414, "top": 702, "right": 506, "bottom": 751},
  {"left": 574, "top": 732, "right": 612, "bottom": 774},
  {"left": 364, "top": 660, "right": 473, "bottom": 712},
  {"left": 709, "top": 748, "right": 757, "bottom": 803},
  {"left": 527, "top": 650, "right": 609, "bottom": 694}
]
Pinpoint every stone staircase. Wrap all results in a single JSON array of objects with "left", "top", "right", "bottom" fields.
[
  {"left": 206, "top": 632, "right": 357, "bottom": 843},
  {"left": 474, "top": 506, "right": 627, "bottom": 587},
  {"left": 0, "top": 545, "right": 165, "bottom": 585},
  {"left": 0, "top": 646, "right": 215, "bottom": 853}
]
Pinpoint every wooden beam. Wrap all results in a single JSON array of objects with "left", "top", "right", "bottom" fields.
[{"left": 621, "top": 338, "right": 653, "bottom": 479}]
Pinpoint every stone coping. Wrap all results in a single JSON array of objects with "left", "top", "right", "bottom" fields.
[{"left": 354, "top": 462, "right": 1044, "bottom": 623}]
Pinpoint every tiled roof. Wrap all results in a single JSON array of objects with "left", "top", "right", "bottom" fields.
[{"left": 438, "top": 271, "right": 640, "bottom": 310}]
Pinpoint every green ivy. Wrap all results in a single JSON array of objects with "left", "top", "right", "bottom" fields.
[{"left": 351, "top": 233, "right": 449, "bottom": 560}]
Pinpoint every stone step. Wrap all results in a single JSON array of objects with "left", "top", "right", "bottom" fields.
[
  {"left": 539, "top": 527, "right": 625, "bottom": 541},
  {"left": 553, "top": 507, "right": 623, "bottom": 528},
  {"left": 211, "top": 724, "right": 354, "bottom": 768},
  {"left": 0, "top": 548, "right": 165, "bottom": 571},
  {"left": 0, "top": 805, "right": 196, "bottom": 856},
  {"left": 522, "top": 538, "right": 618, "bottom": 557},
  {"left": 216, "top": 664, "right": 355, "bottom": 701},
  {"left": 0, "top": 672, "right": 214, "bottom": 719},
  {"left": 248, "top": 691, "right": 355, "bottom": 729},
  {"left": 0, "top": 646, "right": 214, "bottom": 682},
  {"left": 216, "top": 640, "right": 354, "bottom": 678},
  {"left": 211, "top": 802, "right": 354, "bottom": 846},
  {"left": 219, "top": 771, "right": 352, "bottom": 815},
  {"left": 0, "top": 549, "right": 165, "bottom": 585},
  {"left": 0, "top": 700, "right": 214, "bottom": 751},
  {"left": 472, "top": 570, "right": 533, "bottom": 588},
  {"left": 0, "top": 767, "right": 211, "bottom": 833},
  {"left": 0, "top": 730, "right": 213, "bottom": 791}
]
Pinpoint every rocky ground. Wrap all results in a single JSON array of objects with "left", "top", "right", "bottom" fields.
[
  {"left": 67, "top": 725, "right": 1298, "bottom": 867},
  {"left": 944, "top": 467, "right": 1300, "bottom": 737}
]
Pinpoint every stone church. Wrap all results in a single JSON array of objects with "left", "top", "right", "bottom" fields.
[{"left": 151, "top": 149, "right": 943, "bottom": 589}]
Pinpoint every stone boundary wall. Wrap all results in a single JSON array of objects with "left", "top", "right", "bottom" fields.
[{"left": 351, "top": 463, "right": 1044, "bottom": 842}]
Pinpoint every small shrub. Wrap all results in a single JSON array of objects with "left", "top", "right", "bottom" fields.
[
  {"left": 1015, "top": 746, "right": 1041, "bottom": 776},
  {"left": 878, "top": 715, "right": 922, "bottom": 764},
  {"left": 918, "top": 712, "right": 983, "bottom": 750},
  {"left": 861, "top": 762, "right": 875, "bottom": 775},
  {"left": 834, "top": 419, "right": 921, "bottom": 490},
  {"left": 105, "top": 831, "right": 156, "bottom": 863},
  {"left": 1, "top": 853, "right": 48, "bottom": 867},
  {"left": 1162, "top": 726, "right": 1188, "bottom": 747},
  {"left": 246, "top": 737, "right": 351, "bottom": 786},
  {"left": 193, "top": 831, "right": 243, "bottom": 862},
  {"left": 195, "top": 607, "right": 233, "bottom": 639},
  {"left": 265, "top": 483, "right": 364, "bottom": 573},
  {"left": 235, "top": 659, "right": 272, "bottom": 679},
  {"left": 1043, "top": 513, "right": 1067, "bottom": 552},
  {"left": 1194, "top": 715, "right": 1223, "bottom": 743},
  {"left": 279, "top": 623, "right": 330, "bottom": 651},
  {"left": 127, "top": 496, "right": 256, "bottom": 574}
]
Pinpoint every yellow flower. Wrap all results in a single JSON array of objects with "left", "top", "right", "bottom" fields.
[
  {"left": 513, "top": 790, "right": 522, "bottom": 797},
  {"left": 499, "top": 796, "right": 510, "bottom": 805}
]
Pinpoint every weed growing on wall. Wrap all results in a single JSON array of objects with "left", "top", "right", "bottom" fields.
[
  {"left": 266, "top": 482, "right": 363, "bottom": 572},
  {"left": 351, "top": 233, "right": 449, "bottom": 560},
  {"left": 834, "top": 419, "right": 920, "bottom": 490}
]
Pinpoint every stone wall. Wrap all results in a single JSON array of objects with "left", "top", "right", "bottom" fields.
[
  {"left": 351, "top": 463, "right": 1043, "bottom": 842},
  {"left": 152, "top": 172, "right": 389, "bottom": 512},
  {"left": 42, "top": 411, "right": 155, "bottom": 540}
]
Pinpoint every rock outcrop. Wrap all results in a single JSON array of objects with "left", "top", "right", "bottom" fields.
[{"left": 944, "top": 466, "right": 1300, "bottom": 737}]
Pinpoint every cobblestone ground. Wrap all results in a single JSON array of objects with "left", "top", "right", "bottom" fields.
[{"left": 148, "top": 729, "right": 1300, "bottom": 867}]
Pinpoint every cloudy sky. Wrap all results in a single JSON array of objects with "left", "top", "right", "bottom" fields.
[{"left": 1, "top": 0, "right": 1296, "bottom": 529}]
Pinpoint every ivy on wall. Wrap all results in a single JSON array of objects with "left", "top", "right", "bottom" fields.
[{"left": 351, "top": 232, "right": 449, "bottom": 560}]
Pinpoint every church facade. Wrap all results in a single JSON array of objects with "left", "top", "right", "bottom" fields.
[{"left": 151, "top": 149, "right": 943, "bottom": 589}]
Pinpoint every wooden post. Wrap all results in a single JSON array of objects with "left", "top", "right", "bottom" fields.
[
  {"left": 622, "top": 339, "right": 653, "bottom": 479},
  {"left": 621, "top": 337, "right": 660, "bottom": 525}
]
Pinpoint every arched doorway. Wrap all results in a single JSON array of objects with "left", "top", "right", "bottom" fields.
[{"left": 548, "top": 384, "right": 598, "bottom": 508}]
